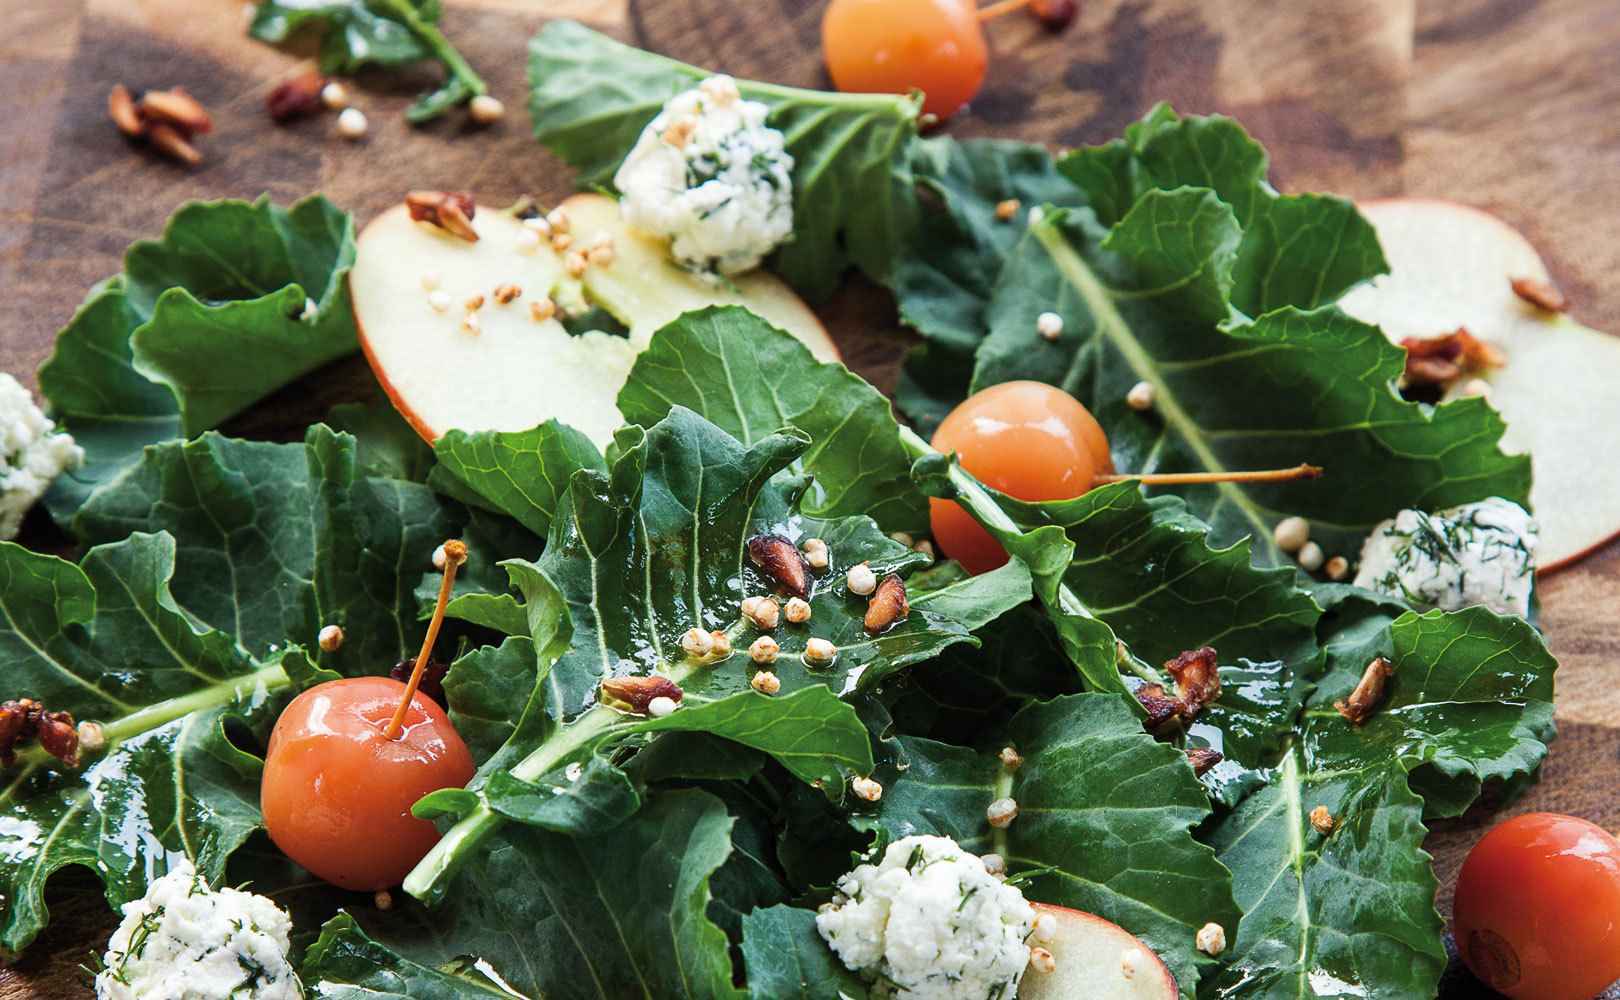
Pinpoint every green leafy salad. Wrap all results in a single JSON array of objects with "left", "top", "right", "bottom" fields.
[{"left": 1, "top": 19, "right": 1556, "bottom": 1000}]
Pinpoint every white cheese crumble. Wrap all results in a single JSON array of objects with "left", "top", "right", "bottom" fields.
[
  {"left": 816, "top": 834, "right": 1036, "bottom": 1000},
  {"left": 0, "top": 373, "right": 83, "bottom": 540},
  {"left": 1353, "top": 497, "right": 1538, "bottom": 617},
  {"left": 612, "top": 75, "right": 794, "bottom": 277},
  {"left": 95, "top": 859, "right": 300, "bottom": 1000}
]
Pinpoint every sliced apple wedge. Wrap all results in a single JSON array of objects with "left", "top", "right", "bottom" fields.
[
  {"left": 1018, "top": 903, "right": 1178, "bottom": 999},
  {"left": 1338, "top": 197, "right": 1620, "bottom": 571},
  {"left": 352, "top": 196, "right": 838, "bottom": 446},
  {"left": 559, "top": 193, "right": 839, "bottom": 360}
]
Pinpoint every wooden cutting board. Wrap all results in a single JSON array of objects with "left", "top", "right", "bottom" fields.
[{"left": 3, "top": 0, "right": 1618, "bottom": 996}]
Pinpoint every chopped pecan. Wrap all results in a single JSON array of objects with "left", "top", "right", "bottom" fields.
[
  {"left": 108, "top": 84, "right": 143, "bottom": 137},
  {"left": 1511, "top": 276, "right": 1568, "bottom": 313},
  {"left": 138, "top": 87, "right": 213, "bottom": 135},
  {"left": 390, "top": 658, "right": 450, "bottom": 708},
  {"left": 1334, "top": 656, "right": 1393, "bottom": 725},
  {"left": 600, "top": 675, "right": 684, "bottom": 714},
  {"left": 267, "top": 70, "right": 328, "bottom": 123},
  {"left": 1184, "top": 747, "right": 1224, "bottom": 777},
  {"left": 0, "top": 699, "right": 81, "bottom": 768},
  {"left": 1400, "top": 328, "right": 1504, "bottom": 389},
  {"left": 405, "top": 191, "right": 479, "bottom": 243},
  {"left": 747, "top": 534, "right": 811, "bottom": 598},
  {"left": 147, "top": 123, "right": 202, "bottom": 167},
  {"left": 1134, "top": 646, "right": 1222, "bottom": 733},
  {"left": 1309, "top": 804, "right": 1336, "bottom": 834},
  {"left": 864, "top": 575, "right": 910, "bottom": 634}
]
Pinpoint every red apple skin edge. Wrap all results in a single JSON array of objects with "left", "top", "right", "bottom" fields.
[{"left": 1357, "top": 196, "right": 1613, "bottom": 575}]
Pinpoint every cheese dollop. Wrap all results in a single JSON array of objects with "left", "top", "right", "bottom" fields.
[
  {"left": 95, "top": 859, "right": 300, "bottom": 1000},
  {"left": 816, "top": 834, "right": 1036, "bottom": 1000},
  {"left": 0, "top": 373, "right": 83, "bottom": 540},
  {"left": 1353, "top": 497, "right": 1538, "bottom": 617},
  {"left": 612, "top": 75, "right": 794, "bottom": 277}
]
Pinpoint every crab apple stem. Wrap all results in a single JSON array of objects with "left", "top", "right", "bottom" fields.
[
  {"left": 1094, "top": 464, "right": 1323, "bottom": 487},
  {"left": 385, "top": 539, "right": 467, "bottom": 741},
  {"left": 977, "top": 0, "right": 1035, "bottom": 20}
]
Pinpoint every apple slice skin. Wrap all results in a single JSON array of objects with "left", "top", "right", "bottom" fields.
[
  {"left": 560, "top": 192, "right": 841, "bottom": 362},
  {"left": 1018, "top": 902, "right": 1178, "bottom": 1000},
  {"left": 1339, "top": 197, "right": 1620, "bottom": 573}
]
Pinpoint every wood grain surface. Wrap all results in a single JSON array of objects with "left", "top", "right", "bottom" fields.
[{"left": 1, "top": 0, "right": 1617, "bottom": 996}]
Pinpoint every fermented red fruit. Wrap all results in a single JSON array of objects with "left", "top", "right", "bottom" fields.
[
  {"left": 261, "top": 676, "right": 474, "bottom": 891},
  {"left": 1453, "top": 812, "right": 1620, "bottom": 1000},
  {"left": 930, "top": 381, "right": 1112, "bottom": 574},
  {"left": 821, "top": 0, "right": 989, "bottom": 120}
]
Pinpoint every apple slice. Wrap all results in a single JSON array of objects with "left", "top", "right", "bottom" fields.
[
  {"left": 1338, "top": 198, "right": 1620, "bottom": 572},
  {"left": 352, "top": 196, "right": 838, "bottom": 446},
  {"left": 559, "top": 192, "right": 839, "bottom": 361},
  {"left": 1018, "top": 903, "right": 1178, "bottom": 999}
]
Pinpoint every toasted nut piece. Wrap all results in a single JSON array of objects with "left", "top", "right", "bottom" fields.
[
  {"left": 986, "top": 797, "right": 1019, "bottom": 828},
  {"left": 565, "top": 250, "right": 588, "bottom": 278},
  {"left": 1029, "top": 947, "right": 1057, "bottom": 974},
  {"left": 846, "top": 562, "right": 877, "bottom": 596},
  {"left": 1511, "top": 276, "right": 1568, "bottom": 313},
  {"left": 336, "top": 106, "right": 368, "bottom": 140},
  {"left": 1185, "top": 746, "right": 1223, "bottom": 776},
  {"left": 749, "top": 635, "right": 779, "bottom": 664},
  {"left": 647, "top": 695, "right": 678, "bottom": 718},
  {"left": 139, "top": 87, "right": 213, "bottom": 135},
  {"left": 551, "top": 231, "right": 574, "bottom": 252},
  {"left": 373, "top": 889, "right": 393, "bottom": 911},
  {"left": 1324, "top": 555, "right": 1349, "bottom": 581},
  {"left": 680, "top": 627, "right": 714, "bottom": 659},
  {"left": 493, "top": 283, "right": 522, "bottom": 305},
  {"left": 747, "top": 534, "right": 812, "bottom": 598},
  {"left": 468, "top": 94, "right": 505, "bottom": 125},
  {"left": 529, "top": 297, "right": 557, "bottom": 323},
  {"left": 851, "top": 776, "right": 883, "bottom": 801},
  {"left": 1036, "top": 311, "right": 1064, "bottom": 341},
  {"left": 1126, "top": 380, "right": 1155, "bottom": 411},
  {"left": 750, "top": 670, "right": 781, "bottom": 695},
  {"left": 146, "top": 123, "right": 202, "bottom": 166},
  {"left": 600, "top": 675, "right": 683, "bottom": 714},
  {"left": 267, "top": 71, "right": 326, "bottom": 123},
  {"left": 1309, "top": 804, "right": 1336, "bottom": 834},
  {"left": 545, "top": 207, "right": 571, "bottom": 233},
  {"left": 999, "top": 746, "right": 1023, "bottom": 770},
  {"left": 803, "top": 637, "right": 838, "bottom": 665},
  {"left": 464, "top": 293, "right": 485, "bottom": 311},
  {"left": 318, "top": 624, "right": 344, "bottom": 652},
  {"left": 406, "top": 191, "right": 479, "bottom": 242},
  {"left": 1273, "top": 516, "right": 1310, "bottom": 553},
  {"left": 864, "top": 575, "right": 909, "bottom": 634},
  {"left": 741, "top": 596, "right": 781, "bottom": 630},
  {"left": 108, "top": 84, "right": 144, "bottom": 137},
  {"left": 1196, "top": 922, "right": 1226, "bottom": 956},
  {"left": 321, "top": 81, "right": 350, "bottom": 109},
  {"left": 1401, "top": 327, "right": 1506, "bottom": 388},
  {"left": 784, "top": 597, "right": 812, "bottom": 624},
  {"left": 1335, "top": 656, "right": 1393, "bottom": 725},
  {"left": 801, "top": 537, "right": 830, "bottom": 571},
  {"left": 995, "top": 198, "right": 1020, "bottom": 221},
  {"left": 709, "top": 631, "right": 732, "bottom": 657}
]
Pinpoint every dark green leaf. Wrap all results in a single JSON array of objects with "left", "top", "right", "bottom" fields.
[
  {"left": 618, "top": 306, "right": 928, "bottom": 531},
  {"left": 973, "top": 199, "right": 1530, "bottom": 563},
  {"left": 38, "top": 196, "right": 357, "bottom": 520},
  {"left": 0, "top": 533, "right": 297, "bottom": 957},
  {"left": 429, "top": 420, "right": 605, "bottom": 538},
  {"left": 483, "top": 759, "right": 639, "bottom": 834},
  {"left": 742, "top": 905, "right": 871, "bottom": 1000},
  {"left": 866, "top": 694, "right": 1241, "bottom": 996},
  {"left": 327, "top": 402, "right": 435, "bottom": 481},
  {"left": 527, "top": 20, "right": 920, "bottom": 299},
  {"left": 301, "top": 912, "right": 518, "bottom": 999}
]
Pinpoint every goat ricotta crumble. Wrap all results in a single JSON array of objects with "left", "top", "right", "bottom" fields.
[
  {"left": 817, "top": 834, "right": 1037, "bottom": 1000},
  {"left": 0, "top": 373, "right": 83, "bottom": 540},
  {"left": 1353, "top": 497, "right": 1538, "bottom": 617},
  {"left": 613, "top": 75, "right": 795, "bottom": 278},
  {"left": 94, "top": 859, "right": 300, "bottom": 1000}
]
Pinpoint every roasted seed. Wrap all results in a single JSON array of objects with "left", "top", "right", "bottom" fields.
[
  {"left": 741, "top": 596, "right": 781, "bottom": 630},
  {"left": 986, "top": 797, "right": 1019, "bottom": 829},
  {"left": 749, "top": 635, "right": 779, "bottom": 664},
  {"left": 846, "top": 562, "right": 877, "bottom": 596},
  {"left": 1309, "top": 804, "right": 1336, "bottom": 834},
  {"left": 108, "top": 84, "right": 144, "bottom": 137},
  {"left": 803, "top": 637, "right": 838, "bottom": 665},
  {"left": 1335, "top": 656, "right": 1392, "bottom": 725},
  {"left": 138, "top": 87, "right": 213, "bottom": 135},
  {"left": 267, "top": 71, "right": 326, "bottom": 123},
  {"left": 750, "top": 670, "right": 781, "bottom": 695},
  {"left": 747, "top": 534, "right": 812, "bottom": 598},
  {"left": 493, "top": 283, "right": 522, "bottom": 305},
  {"left": 406, "top": 191, "right": 479, "bottom": 242},
  {"left": 863, "top": 575, "right": 909, "bottom": 634},
  {"left": 1511, "top": 276, "right": 1568, "bottom": 313}
]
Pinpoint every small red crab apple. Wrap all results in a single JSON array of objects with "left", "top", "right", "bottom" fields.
[
  {"left": 260, "top": 540, "right": 476, "bottom": 891},
  {"left": 930, "top": 382, "right": 1321, "bottom": 573}
]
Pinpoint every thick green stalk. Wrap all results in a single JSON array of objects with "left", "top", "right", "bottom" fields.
[{"left": 372, "top": 0, "right": 486, "bottom": 98}]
